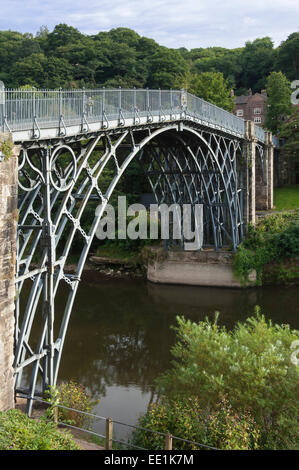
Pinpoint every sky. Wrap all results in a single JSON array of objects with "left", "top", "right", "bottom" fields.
[{"left": 0, "top": 0, "right": 298, "bottom": 49}]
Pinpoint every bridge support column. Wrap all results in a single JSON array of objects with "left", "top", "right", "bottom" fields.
[
  {"left": 243, "top": 121, "right": 256, "bottom": 228},
  {"left": 266, "top": 132, "right": 274, "bottom": 210},
  {"left": 255, "top": 131, "right": 274, "bottom": 211},
  {"left": 0, "top": 133, "right": 19, "bottom": 411}
]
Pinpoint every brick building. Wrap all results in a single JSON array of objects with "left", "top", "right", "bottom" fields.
[{"left": 234, "top": 89, "right": 267, "bottom": 126}]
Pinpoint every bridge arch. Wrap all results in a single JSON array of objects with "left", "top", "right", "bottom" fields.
[{"left": 15, "top": 123, "right": 244, "bottom": 411}]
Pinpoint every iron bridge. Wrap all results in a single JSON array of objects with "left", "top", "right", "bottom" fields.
[{"left": 0, "top": 85, "right": 272, "bottom": 412}]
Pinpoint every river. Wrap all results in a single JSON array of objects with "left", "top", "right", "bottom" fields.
[{"left": 48, "top": 276, "right": 298, "bottom": 440}]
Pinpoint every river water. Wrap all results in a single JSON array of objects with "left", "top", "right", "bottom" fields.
[{"left": 50, "top": 277, "right": 298, "bottom": 439}]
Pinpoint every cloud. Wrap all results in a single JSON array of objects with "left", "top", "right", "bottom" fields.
[{"left": 0, "top": 0, "right": 298, "bottom": 49}]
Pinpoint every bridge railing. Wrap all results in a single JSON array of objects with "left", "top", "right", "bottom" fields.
[
  {"left": 0, "top": 85, "right": 262, "bottom": 141},
  {"left": 254, "top": 124, "right": 266, "bottom": 143},
  {"left": 186, "top": 92, "right": 245, "bottom": 136},
  {"left": 1, "top": 88, "right": 183, "bottom": 131}
]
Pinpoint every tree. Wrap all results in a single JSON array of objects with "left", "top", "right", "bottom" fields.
[
  {"left": 176, "top": 71, "right": 234, "bottom": 112},
  {"left": 0, "top": 24, "right": 298, "bottom": 96},
  {"left": 279, "top": 107, "right": 299, "bottom": 161},
  {"left": 147, "top": 47, "right": 187, "bottom": 89},
  {"left": 43, "top": 57, "right": 74, "bottom": 88},
  {"left": 10, "top": 53, "right": 47, "bottom": 87},
  {"left": 238, "top": 37, "right": 276, "bottom": 92},
  {"left": 276, "top": 32, "right": 299, "bottom": 81},
  {"left": 264, "top": 71, "right": 292, "bottom": 133},
  {"left": 156, "top": 314, "right": 299, "bottom": 449},
  {"left": 44, "top": 23, "right": 83, "bottom": 55},
  {"left": 0, "top": 30, "right": 24, "bottom": 84}
]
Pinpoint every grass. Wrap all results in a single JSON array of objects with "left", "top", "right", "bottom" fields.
[
  {"left": 95, "top": 244, "right": 141, "bottom": 261},
  {"left": 274, "top": 185, "right": 299, "bottom": 211}
]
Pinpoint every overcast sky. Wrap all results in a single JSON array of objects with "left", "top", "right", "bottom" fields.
[{"left": 0, "top": 0, "right": 298, "bottom": 49}]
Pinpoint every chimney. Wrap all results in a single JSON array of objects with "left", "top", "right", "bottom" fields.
[
  {"left": 248, "top": 88, "right": 252, "bottom": 96},
  {"left": 261, "top": 89, "right": 267, "bottom": 96},
  {"left": 230, "top": 89, "right": 235, "bottom": 97}
]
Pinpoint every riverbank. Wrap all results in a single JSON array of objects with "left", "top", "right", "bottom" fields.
[
  {"left": 61, "top": 249, "right": 299, "bottom": 288},
  {"left": 63, "top": 248, "right": 299, "bottom": 289}
]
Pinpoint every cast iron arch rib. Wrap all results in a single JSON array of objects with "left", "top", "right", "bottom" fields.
[{"left": 14, "top": 123, "right": 244, "bottom": 413}]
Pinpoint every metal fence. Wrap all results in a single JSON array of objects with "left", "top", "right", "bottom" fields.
[
  {"left": 186, "top": 92, "right": 245, "bottom": 136},
  {"left": 0, "top": 85, "right": 249, "bottom": 138},
  {"left": 254, "top": 123, "right": 266, "bottom": 143},
  {"left": 16, "top": 393, "right": 218, "bottom": 451},
  {"left": 0, "top": 85, "right": 274, "bottom": 144}
]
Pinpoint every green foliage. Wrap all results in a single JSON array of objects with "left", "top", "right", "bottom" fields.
[
  {"left": 132, "top": 396, "right": 259, "bottom": 450},
  {"left": 0, "top": 409, "right": 80, "bottom": 450},
  {"left": 147, "top": 47, "right": 187, "bottom": 89},
  {"left": 280, "top": 108, "right": 299, "bottom": 162},
  {"left": 155, "top": 313, "right": 299, "bottom": 449},
  {"left": 0, "top": 136, "right": 14, "bottom": 160},
  {"left": 99, "top": 211, "right": 159, "bottom": 255},
  {"left": 238, "top": 37, "right": 276, "bottom": 92},
  {"left": 46, "top": 380, "right": 95, "bottom": 428},
  {"left": 264, "top": 71, "right": 292, "bottom": 133},
  {"left": 234, "top": 212, "right": 299, "bottom": 285},
  {"left": 208, "top": 397, "right": 260, "bottom": 450},
  {"left": 175, "top": 71, "right": 234, "bottom": 111},
  {"left": 276, "top": 32, "right": 299, "bottom": 81},
  {"left": 0, "top": 24, "right": 297, "bottom": 98}
]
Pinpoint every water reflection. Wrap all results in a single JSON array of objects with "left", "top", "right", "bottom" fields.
[
  {"left": 21, "top": 278, "right": 299, "bottom": 434},
  {"left": 58, "top": 280, "right": 299, "bottom": 413}
]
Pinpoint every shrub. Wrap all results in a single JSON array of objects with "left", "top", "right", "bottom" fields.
[
  {"left": 234, "top": 212, "right": 299, "bottom": 285},
  {"left": 0, "top": 409, "right": 80, "bottom": 450},
  {"left": 132, "top": 396, "right": 260, "bottom": 450},
  {"left": 156, "top": 312, "right": 299, "bottom": 449},
  {"left": 46, "top": 380, "right": 95, "bottom": 428}
]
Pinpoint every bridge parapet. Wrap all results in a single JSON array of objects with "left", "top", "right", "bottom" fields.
[{"left": 0, "top": 86, "right": 251, "bottom": 143}]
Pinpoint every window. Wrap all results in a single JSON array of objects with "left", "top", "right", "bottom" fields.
[
  {"left": 254, "top": 117, "right": 262, "bottom": 124},
  {"left": 254, "top": 107, "right": 261, "bottom": 114},
  {"left": 236, "top": 109, "right": 244, "bottom": 117}
]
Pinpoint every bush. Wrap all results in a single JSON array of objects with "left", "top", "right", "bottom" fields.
[
  {"left": 46, "top": 380, "right": 95, "bottom": 428},
  {"left": 155, "top": 312, "right": 299, "bottom": 449},
  {"left": 0, "top": 409, "right": 80, "bottom": 450},
  {"left": 234, "top": 212, "right": 299, "bottom": 285},
  {"left": 132, "top": 396, "right": 260, "bottom": 450}
]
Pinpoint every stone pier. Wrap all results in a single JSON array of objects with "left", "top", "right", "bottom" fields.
[
  {"left": 255, "top": 131, "right": 274, "bottom": 211},
  {"left": 0, "top": 133, "right": 19, "bottom": 411},
  {"left": 147, "top": 249, "right": 256, "bottom": 288},
  {"left": 243, "top": 122, "right": 274, "bottom": 227},
  {"left": 243, "top": 121, "right": 256, "bottom": 227}
]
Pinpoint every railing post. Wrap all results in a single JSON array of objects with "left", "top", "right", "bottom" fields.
[
  {"left": 106, "top": 417, "right": 113, "bottom": 450},
  {"left": 33, "top": 88, "right": 36, "bottom": 121},
  {"left": 165, "top": 433, "right": 173, "bottom": 450},
  {"left": 119, "top": 86, "right": 122, "bottom": 111},
  {"left": 82, "top": 86, "right": 86, "bottom": 117},
  {"left": 102, "top": 86, "right": 105, "bottom": 119},
  {"left": 134, "top": 87, "right": 136, "bottom": 111},
  {"left": 53, "top": 405, "right": 58, "bottom": 425},
  {"left": 0, "top": 81, "right": 4, "bottom": 132},
  {"left": 59, "top": 87, "right": 62, "bottom": 120}
]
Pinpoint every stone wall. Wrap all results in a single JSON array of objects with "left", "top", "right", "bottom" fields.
[
  {"left": 0, "top": 133, "right": 19, "bottom": 411},
  {"left": 147, "top": 248, "right": 256, "bottom": 288}
]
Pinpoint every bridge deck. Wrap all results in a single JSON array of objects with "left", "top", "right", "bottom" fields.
[{"left": 0, "top": 87, "right": 269, "bottom": 144}]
